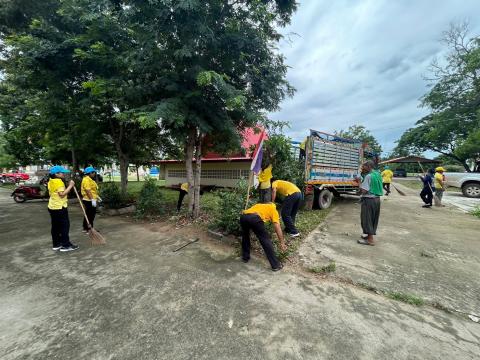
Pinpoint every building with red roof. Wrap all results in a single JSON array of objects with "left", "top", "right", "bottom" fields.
[{"left": 156, "top": 127, "right": 267, "bottom": 188}]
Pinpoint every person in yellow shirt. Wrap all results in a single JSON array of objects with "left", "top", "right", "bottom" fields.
[
  {"left": 381, "top": 166, "right": 393, "bottom": 196},
  {"left": 258, "top": 162, "right": 273, "bottom": 203},
  {"left": 81, "top": 167, "right": 100, "bottom": 232},
  {"left": 47, "top": 165, "right": 77, "bottom": 252},
  {"left": 434, "top": 167, "right": 446, "bottom": 206},
  {"left": 177, "top": 182, "right": 189, "bottom": 212},
  {"left": 241, "top": 203, "right": 286, "bottom": 271},
  {"left": 271, "top": 179, "right": 302, "bottom": 237}
]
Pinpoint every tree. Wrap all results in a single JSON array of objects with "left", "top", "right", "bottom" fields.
[
  {"left": 395, "top": 24, "right": 480, "bottom": 171},
  {"left": 335, "top": 125, "right": 382, "bottom": 155},
  {"left": 0, "top": 131, "right": 16, "bottom": 169}
]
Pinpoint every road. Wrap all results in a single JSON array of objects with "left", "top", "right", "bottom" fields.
[{"left": 1, "top": 188, "right": 479, "bottom": 360}]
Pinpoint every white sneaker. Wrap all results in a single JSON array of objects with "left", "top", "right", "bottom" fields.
[
  {"left": 290, "top": 232, "right": 300, "bottom": 238},
  {"left": 52, "top": 246, "right": 62, "bottom": 251},
  {"left": 60, "top": 245, "right": 79, "bottom": 252}
]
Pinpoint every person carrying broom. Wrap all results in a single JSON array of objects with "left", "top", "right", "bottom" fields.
[
  {"left": 47, "top": 166, "right": 79, "bottom": 252},
  {"left": 81, "top": 167, "right": 101, "bottom": 233}
]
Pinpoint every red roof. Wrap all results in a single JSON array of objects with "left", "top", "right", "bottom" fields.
[{"left": 157, "top": 127, "right": 267, "bottom": 163}]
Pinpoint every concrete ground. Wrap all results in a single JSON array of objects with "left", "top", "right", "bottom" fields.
[
  {"left": 1, "top": 187, "right": 480, "bottom": 360},
  {"left": 298, "top": 183, "right": 480, "bottom": 317}
]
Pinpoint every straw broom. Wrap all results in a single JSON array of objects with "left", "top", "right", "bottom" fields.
[{"left": 73, "top": 186, "right": 106, "bottom": 245}]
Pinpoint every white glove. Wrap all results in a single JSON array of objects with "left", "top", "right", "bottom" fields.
[{"left": 92, "top": 200, "right": 97, "bottom": 207}]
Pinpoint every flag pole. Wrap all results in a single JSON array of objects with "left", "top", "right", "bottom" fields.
[{"left": 245, "top": 170, "right": 253, "bottom": 210}]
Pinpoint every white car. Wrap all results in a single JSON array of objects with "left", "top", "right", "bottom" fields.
[{"left": 445, "top": 172, "right": 480, "bottom": 198}]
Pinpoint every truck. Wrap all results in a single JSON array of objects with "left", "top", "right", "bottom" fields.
[
  {"left": 444, "top": 172, "right": 480, "bottom": 198},
  {"left": 303, "top": 129, "right": 367, "bottom": 209}
]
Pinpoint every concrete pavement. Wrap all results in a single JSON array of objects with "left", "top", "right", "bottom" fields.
[{"left": 1, "top": 188, "right": 479, "bottom": 359}]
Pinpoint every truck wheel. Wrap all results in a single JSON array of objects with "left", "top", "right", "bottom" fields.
[
  {"left": 317, "top": 189, "right": 333, "bottom": 209},
  {"left": 462, "top": 183, "right": 480, "bottom": 198},
  {"left": 13, "top": 194, "right": 27, "bottom": 203}
]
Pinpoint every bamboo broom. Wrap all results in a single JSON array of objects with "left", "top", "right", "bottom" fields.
[{"left": 73, "top": 186, "right": 106, "bottom": 245}]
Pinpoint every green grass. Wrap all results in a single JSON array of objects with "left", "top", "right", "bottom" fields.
[
  {"left": 309, "top": 262, "right": 336, "bottom": 274},
  {"left": 471, "top": 206, "right": 480, "bottom": 218},
  {"left": 397, "top": 179, "right": 423, "bottom": 190},
  {"left": 0, "top": 183, "right": 16, "bottom": 190},
  {"left": 385, "top": 291, "right": 425, "bottom": 306}
]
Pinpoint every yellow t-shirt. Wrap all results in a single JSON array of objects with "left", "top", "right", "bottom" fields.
[
  {"left": 272, "top": 180, "right": 300, "bottom": 197},
  {"left": 48, "top": 179, "right": 68, "bottom": 210},
  {"left": 243, "top": 203, "right": 280, "bottom": 224},
  {"left": 300, "top": 138, "right": 307, "bottom": 150},
  {"left": 434, "top": 173, "right": 444, "bottom": 189},
  {"left": 381, "top": 169, "right": 393, "bottom": 184},
  {"left": 81, "top": 176, "right": 99, "bottom": 201},
  {"left": 180, "top": 182, "right": 189, "bottom": 192},
  {"left": 258, "top": 165, "right": 272, "bottom": 190}
]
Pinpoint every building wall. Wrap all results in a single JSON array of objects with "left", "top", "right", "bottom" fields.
[{"left": 164, "top": 161, "right": 251, "bottom": 187}]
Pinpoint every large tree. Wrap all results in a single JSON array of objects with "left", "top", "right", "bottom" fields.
[{"left": 395, "top": 24, "right": 480, "bottom": 171}]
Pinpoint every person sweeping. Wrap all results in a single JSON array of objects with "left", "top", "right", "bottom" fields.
[
  {"left": 271, "top": 179, "right": 302, "bottom": 237},
  {"left": 240, "top": 202, "right": 286, "bottom": 271},
  {"left": 357, "top": 161, "right": 383, "bottom": 246},
  {"left": 419, "top": 168, "right": 435, "bottom": 208},
  {"left": 434, "top": 167, "right": 446, "bottom": 207},
  {"left": 258, "top": 161, "right": 273, "bottom": 203},
  {"left": 381, "top": 166, "right": 393, "bottom": 196},
  {"left": 47, "top": 165, "right": 78, "bottom": 252},
  {"left": 81, "top": 167, "right": 100, "bottom": 233}
]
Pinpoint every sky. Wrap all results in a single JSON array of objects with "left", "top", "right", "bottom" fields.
[{"left": 270, "top": 0, "right": 480, "bottom": 156}]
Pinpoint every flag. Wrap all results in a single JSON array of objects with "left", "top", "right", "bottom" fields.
[{"left": 250, "top": 139, "right": 264, "bottom": 174}]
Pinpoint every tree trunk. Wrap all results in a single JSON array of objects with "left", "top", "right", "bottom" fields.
[
  {"left": 185, "top": 128, "right": 196, "bottom": 217},
  {"left": 71, "top": 148, "right": 77, "bottom": 171},
  {"left": 193, "top": 135, "right": 202, "bottom": 219},
  {"left": 119, "top": 154, "right": 129, "bottom": 195},
  {"left": 136, "top": 165, "right": 140, "bottom": 181}
]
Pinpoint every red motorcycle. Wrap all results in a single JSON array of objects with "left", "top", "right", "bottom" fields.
[{"left": 11, "top": 175, "right": 49, "bottom": 203}]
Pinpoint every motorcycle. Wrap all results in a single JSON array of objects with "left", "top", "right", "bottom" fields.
[{"left": 11, "top": 175, "right": 49, "bottom": 203}]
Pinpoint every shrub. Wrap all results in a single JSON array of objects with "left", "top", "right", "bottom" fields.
[
  {"left": 471, "top": 206, "right": 480, "bottom": 218},
  {"left": 211, "top": 178, "right": 251, "bottom": 235},
  {"left": 444, "top": 164, "right": 465, "bottom": 172},
  {"left": 100, "top": 182, "right": 130, "bottom": 209},
  {"left": 136, "top": 177, "right": 165, "bottom": 217}
]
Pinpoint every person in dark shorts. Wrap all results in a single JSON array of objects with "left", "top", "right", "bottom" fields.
[{"left": 419, "top": 168, "right": 435, "bottom": 208}]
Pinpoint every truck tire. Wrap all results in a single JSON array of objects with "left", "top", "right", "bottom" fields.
[
  {"left": 317, "top": 189, "right": 333, "bottom": 209},
  {"left": 462, "top": 182, "right": 480, "bottom": 198}
]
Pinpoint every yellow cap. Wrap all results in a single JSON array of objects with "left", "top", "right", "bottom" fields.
[{"left": 435, "top": 166, "right": 446, "bottom": 172}]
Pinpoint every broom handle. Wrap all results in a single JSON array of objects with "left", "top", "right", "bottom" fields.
[
  {"left": 73, "top": 186, "right": 92, "bottom": 228},
  {"left": 417, "top": 161, "right": 435, "bottom": 193}
]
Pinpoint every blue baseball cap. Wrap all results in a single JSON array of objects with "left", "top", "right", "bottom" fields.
[
  {"left": 84, "top": 166, "right": 98, "bottom": 174},
  {"left": 49, "top": 165, "right": 71, "bottom": 174}
]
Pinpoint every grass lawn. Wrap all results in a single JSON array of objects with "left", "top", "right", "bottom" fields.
[{"left": 397, "top": 179, "right": 423, "bottom": 190}]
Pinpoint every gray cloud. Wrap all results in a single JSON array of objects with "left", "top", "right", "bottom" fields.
[{"left": 270, "top": 0, "right": 480, "bottom": 155}]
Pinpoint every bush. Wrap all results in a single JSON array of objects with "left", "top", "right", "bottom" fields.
[
  {"left": 444, "top": 164, "right": 465, "bottom": 172},
  {"left": 211, "top": 178, "right": 251, "bottom": 235},
  {"left": 100, "top": 182, "right": 131, "bottom": 209},
  {"left": 136, "top": 177, "right": 165, "bottom": 217},
  {"left": 471, "top": 206, "right": 480, "bottom": 218}
]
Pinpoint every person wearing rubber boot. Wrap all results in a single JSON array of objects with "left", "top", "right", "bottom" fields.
[
  {"left": 357, "top": 161, "right": 383, "bottom": 246},
  {"left": 271, "top": 180, "right": 302, "bottom": 237},
  {"left": 81, "top": 166, "right": 100, "bottom": 233},
  {"left": 240, "top": 203, "right": 286, "bottom": 271}
]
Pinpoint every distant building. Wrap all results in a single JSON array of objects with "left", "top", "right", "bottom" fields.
[{"left": 156, "top": 128, "right": 266, "bottom": 188}]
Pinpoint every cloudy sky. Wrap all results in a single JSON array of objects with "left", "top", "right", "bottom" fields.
[{"left": 270, "top": 0, "right": 480, "bottom": 155}]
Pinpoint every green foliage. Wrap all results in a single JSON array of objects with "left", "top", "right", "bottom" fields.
[
  {"left": 335, "top": 125, "right": 382, "bottom": 155},
  {"left": 100, "top": 182, "right": 131, "bottom": 209},
  {"left": 471, "top": 206, "right": 480, "bottom": 219},
  {"left": 211, "top": 178, "right": 251, "bottom": 235},
  {"left": 265, "top": 133, "right": 305, "bottom": 189},
  {"left": 136, "top": 178, "right": 165, "bottom": 217},
  {"left": 385, "top": 292, "right": 425, "bottom": 306},
  {"left": 0, "top": 131, "right": 16, "bottom": 169},
  {"left": 395, "top": 24, "right": 480, "bottom": 171},
  {"left": 309, "top": 262, "right": 336, "bottom": 274}
]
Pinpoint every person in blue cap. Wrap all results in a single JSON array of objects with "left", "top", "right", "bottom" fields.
[
  {"left": 81, "top": 166, "right": 100, "bottom": 233},
  {"left": 47, "top": 165, "right": 78, "bottom": 252}
]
